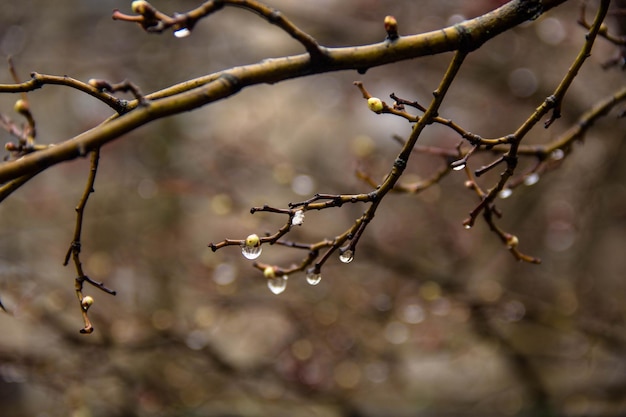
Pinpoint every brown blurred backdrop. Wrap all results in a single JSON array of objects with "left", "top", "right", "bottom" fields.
[{"left": 1, "top": 1, "right": 626, "bottom": 416}]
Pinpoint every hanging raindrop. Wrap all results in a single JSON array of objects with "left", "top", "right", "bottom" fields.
[
  {"left": 523, "top": 173, "right": 540, "bottom": 186},
  {"left": 241, "top": 245, "right": 262, "bottom": 260},
  {"left": 451, "top": 161, "right": 466, "bottom": 171},
  {"left": 498, "top": 188, "right": 513, "bottom": 199},
  {"left": 339, "top": 249, "right": 354, "bottom": 264},
  {"left": 174, "top": 28, "right": 191, "bottom": 38},
  {"left": 306, "top": 271, "right": 322, "bottom": 286},
  {"left": 267, "top": 275, "right": 288, "bottom": 295}
]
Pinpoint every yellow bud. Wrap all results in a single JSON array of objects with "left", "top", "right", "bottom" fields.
[
  {"left": 14, "top": 99, "right": 29, "bottom": 115},
  {"left": 384, "top": 16, "right": 399, "bottom": 40},
  {"left": 505, "top": 234, "right": 519, "bottom": 249},
  {"left": 599, "top": 23, "right": 608, "bottom": 35},
  {"left": 131, "top": 0, "right": 150, "bottom": 14},
  {"left": 81, "top": 296, "right": 94, "bottom": 310},
  {"left": 88, "top": 79, "right": 112, "bottom": 91},
  {"left": 245, "top": 233, "right": 260, "bottom": 248},
  {"left": 367, "top": 97, "right": 384, "bottom": 113},
  {"left": 263, "top": 266, "right": 276, "bottom": 279}
]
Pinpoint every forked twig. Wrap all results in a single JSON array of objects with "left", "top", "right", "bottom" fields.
[{"left": 63, "top": 149, "right": 116, "bottom": 333}]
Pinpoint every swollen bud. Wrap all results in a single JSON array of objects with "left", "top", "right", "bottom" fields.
[
  {"left": 384, "top": 15, "right": 399, "bottom": 40},
  {"left": 505, "top": 234, "right": 519, "bottom": 249},
  {"left": 5, "top": 142, "right": 18, "bottom": 151},
  {"left": 367, "top": 97, "right": 384, "bottom": 113},
  {"left": 263, "top": 266, "right": 276, "bottom": 279},
  {"left": 245, "top": 234, "right": 260, "bottom": 248},
  {"left": 81, "top": 295, "right": 94, "bottom": 311},
  {"left": 88, "top": 79, "right": 112, "bottom": 92},
  {"left": 131, "top": 0, "right": 150, "bottom": 14},
  {"left": 14, "top": 99, "right": 29, "bottom": 115}
]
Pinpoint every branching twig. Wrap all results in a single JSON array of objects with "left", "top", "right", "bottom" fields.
[
  {"left": 0, "top": 0, "right": 623, "bottom": 311},
  {"left": 63, "top": 149, "right": 116, "bottom": 333},
  {"left": 0, "top": 72, "right": 130, "bottom": 113},
  {"left": 113, "top": 0, "right": 327, "bottom": 61},
  {"left": 210, "top": 49, "right": 469, "bottom": 286},
  {"left": 462, "top": 0, "right": 610, "bottom": 230},
  {"left": 0, "top": 0, "right": 570, "bottom": 184}
]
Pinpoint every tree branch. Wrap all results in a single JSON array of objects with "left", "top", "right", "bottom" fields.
[{"left": 0, "top": 0, "right": 568, "bottom": 185}]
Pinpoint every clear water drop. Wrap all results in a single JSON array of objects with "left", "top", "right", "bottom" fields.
[
  {"left": 174, "top": 28, "right": 191, "bottom": 38},
  {"left": 306, "top": 271, "right": 322, "bottom": 286},
  {"left": 451, "top": 161, "right": 466, "bottom": 171},
  {"left": 267, "top": 275, "right": 287, "bottom": 295},
  {"left": 241, "top": 244, "right": 262, "bottom": 260},
  {"left": 291, "top": 210, "right": 305, "bottom": 226},
  {"left": 498, "top": 188, "right": 513, "bottom": 199},
  {"left": 524, "top": 173, "right": 540, "bottom": 186},
  {"left": 339, "top": 250, "right": 354, "bottom": 264},
  {"left": 464, "top": 224, "right": 472, "bottom": 230}
]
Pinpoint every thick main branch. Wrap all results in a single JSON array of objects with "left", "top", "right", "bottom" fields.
[{"left": 0, "top": 0, "right": 567, "bottom": 184}]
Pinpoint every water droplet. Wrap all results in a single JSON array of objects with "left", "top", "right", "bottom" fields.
[
  {"left": 291, "top": 210, "right": 305, "bottom": 226},
  {"left": 339, "top": 250, "right": 354, "bottom": 264},
  {"left": 551, "top": 149, "right": 564, "bottom": 160},
  {"left": 174, "top": 28, "right": 191, "bottom": 38},
  {"left": 241, "top": 244, "right": 262, "bottom": 260},
  {"left": 267, "top": 275, "right": 287, "bottom": 295},
  {"left": 173, "top": 28, "right": 191, "bottom": 38},
  {"left": 464, "top": 224, "right": 472, "bottom": 230},
  {"left": 306, "top": 271, "right": 322, "bottom": 286},
  {"left": 524, "top": 173, "right": 540, "bottom": 186},
  {"left": 498, "top": 188, "right": 513, "bottom": 199},
  {"left": 451, "top": 161, "right": 466, "bottom": 171}
]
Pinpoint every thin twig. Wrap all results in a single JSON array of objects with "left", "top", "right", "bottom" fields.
[{"left": 64, "top": 149, "right": 116, "bottom": 334}]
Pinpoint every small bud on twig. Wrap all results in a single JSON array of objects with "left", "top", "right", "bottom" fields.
[
  {"left": 505, "top": 234, "right": 519, "bottom": 249},
  {"left": 263, "top": 266, "right": 276, "bottom": 279},
  {"left": 245, "top": 233, "right": 261, "bottom": 248},
  {"left": 88, "top": 79, "right": 114, "bottom": 92},
  {"left": 367, "top": 97, "right": 384, "bottom": 113},
  {"left": 5, "top": 143, "right": 18, "bottom": 152},
  {"left": 14, "top": 99, "right": 29, "bottom": 115},
  {"left": 384, "top": 15, "right": 399, "bottom": 41},
  {"left": 131, "top": 0, "right": 150, "bottom": 15},
  {"left": 81, "top": 295, "right": 94, "bottom": 311}
]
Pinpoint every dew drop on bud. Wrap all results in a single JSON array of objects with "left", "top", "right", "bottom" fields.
[
  {"left": 242, "top": 234, "right": 262, "bottom": 260},
  {"left": 523, "top": 173, "right": 540, "bottom": 186},
  {"left": 498, "top": 188, "right": 513, "bottom": 199},
  {"left": 464, "top": 224, "right": 472, "bottom": 230},
  {"left": 306, "top": 271, "right": 322, "bottom": 286},
  {"left": 291, "top": 210, "right": 305, "bottom": 226},
  {"left": 241, "top": 245, "right": 262, "bottom": 260},
  {"left": 339, "top": 249, "right": 354, "bottom": 264},
  {"left": 174, "top": 28, "right": 191, "bottom": 38},
  {"left": 267, "top": 275, "right": 288, "bottom": 295}
]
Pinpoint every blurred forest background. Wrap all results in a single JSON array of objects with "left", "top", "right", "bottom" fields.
[{"left": 1, "top": 0, "right": 626, "bottom": 416}]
